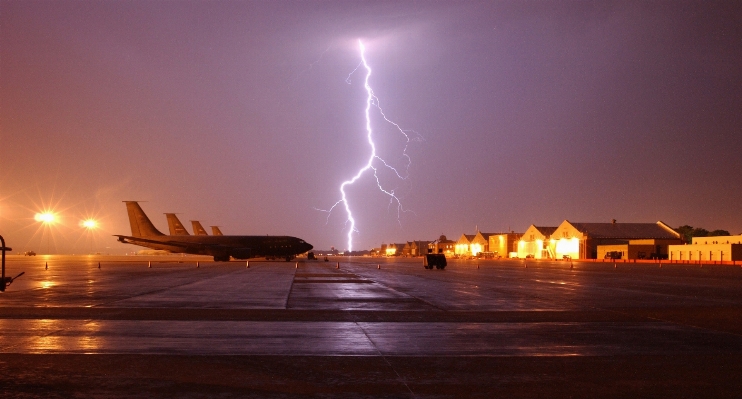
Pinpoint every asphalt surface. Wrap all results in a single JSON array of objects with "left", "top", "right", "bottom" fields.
[{"left": 1, "top": 255, "right": 742, "bottom": 398}]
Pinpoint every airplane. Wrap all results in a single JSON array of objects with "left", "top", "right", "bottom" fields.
[
  {"left": 191, "top": 221, "right": 209, "bottom": 236},
  {"left": 211, "top": 226, "right": 223, "bottom": 236},
  {"left": 116, "top": 201, "right": 313, "bottom": 262},
  {"left": 165, "top": 213, "right": 190, "bottom": 235}
]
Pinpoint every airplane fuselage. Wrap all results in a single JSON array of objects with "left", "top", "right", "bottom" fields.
[{"left": 116, "top": 234, "right": 312, "bottom": 261}]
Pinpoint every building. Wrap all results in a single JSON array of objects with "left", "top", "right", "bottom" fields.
[
  {"left": 471, "top": 232, "right": 497, "bottom": 256},
  {"left": 488, "top": 232, "right": 522, "bottom": 258},
  {"left": 429, "top": 235, "right": 455, "bottom": 256},
  {"left": 407, "top": 241, "right": 431, "bottom": 257},
  {"left": 385, "top": 243, "right": 407, "bottom": 256},
  {"left": 596, "top": 239, "right": 683, "bottom": 260},
  {"left": 401, "top": 242, "right": 413, "bottom": 257},
  {"left": 669, "top": 234, "right": 742, "bottom": 261},
  {"left": 516, "top": 226, "right": 557, "bottom": 259},
  {"left": 550, "top": 220, "right": 682, "bottom": 260},
  {"left": 455, "top": 234, "right": 476, "bottom": 256},
  {"left": 401, "top": 241, "right": 431, "bottom": 257}
]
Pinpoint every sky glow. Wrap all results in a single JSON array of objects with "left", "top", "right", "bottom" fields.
[{"left": 1, "top": 2, "right": 741, "bottom": 253}]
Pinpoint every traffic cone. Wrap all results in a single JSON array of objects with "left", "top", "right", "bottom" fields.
[
  {"left": 148, "top": 261, "right": 151, "bottom": 268},
  {"left": 336, "top": 262, "right": 339, "bottom": 269},
  {"left": 45, "top": 262, "right": 48, "bottom": 270},
  {"left": 246, "top": 261, "right": 249, "bottom": 268},
  {"left": 98, "top": 262, "right": 101, "bottom": 269},
  {"left": 196, "top": 261, "right": 200, "bottom": 268},
  {"left": 377, "top": 264, "right": 380, "bottom": 269}
]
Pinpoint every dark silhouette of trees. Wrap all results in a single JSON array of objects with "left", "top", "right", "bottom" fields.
[{"left": 676, "top": 225, "right": 730, "bottom": 243}]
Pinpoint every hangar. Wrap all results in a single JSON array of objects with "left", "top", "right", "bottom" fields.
[{"left": 550, "top": 220, "right": 682, "bottom": 260}]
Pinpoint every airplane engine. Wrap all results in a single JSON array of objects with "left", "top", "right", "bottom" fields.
[{"left": 230, "top": 248, "right": 252, "bottom": 259}]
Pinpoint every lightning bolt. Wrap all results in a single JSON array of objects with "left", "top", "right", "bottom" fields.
[{"left": 320, "top": 40, "right": 420, "bottom": 252}]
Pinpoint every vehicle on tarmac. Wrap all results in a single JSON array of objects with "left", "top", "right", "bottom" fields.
[
  {"left": 423, "top": 254, "right": 447, "bottom": 270},
  {"left": 24, "top": 251, "right": 36, "bottom": 256},
  {"left": 116, "top": 201, "right": 313, "bottom": 262}
]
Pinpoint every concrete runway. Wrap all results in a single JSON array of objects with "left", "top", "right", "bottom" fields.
[{"left": 1, "top": 255, "right": 742, "bottom": 398}]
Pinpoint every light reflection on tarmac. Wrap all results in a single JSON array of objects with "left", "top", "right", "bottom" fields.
[{"left": 1, "top": 255, "right": 742, "bottom": 357}]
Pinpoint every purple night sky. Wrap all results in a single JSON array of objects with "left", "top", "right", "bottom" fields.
[{"left": 1, "top": 1, "right": 740, "bottom": 254}]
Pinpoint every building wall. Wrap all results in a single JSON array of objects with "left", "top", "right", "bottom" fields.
[
  {"left": 669, "top": 243, "right": 742, "bottom": 261},
  {"left": 597, "top": 244, "right": 656, "bottom": 260},
  {"left": 488, "top": 234, "right": 521, "bottom": 258},
  {"left": 469, "top": 233, "right": 490, "bottom": 256},
  {"left": 551, "top": 221, "right": 587, "bottom": 259},
  {"left": 455, "top": 234, "right": 474, "bottom": 256},
  {"left": 409, "top": 241, "right": 431, "bottom": 256},
  {"left": 429, "top": 237, "right": 455, "bottom": 256},
  {"left": 517, "top": 226, "right": 554, "bottom": 259},
  {"left": 691, "top": 235, "right": 742, "bottom": 245}
]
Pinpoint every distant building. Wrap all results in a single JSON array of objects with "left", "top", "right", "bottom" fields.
[
  {"left": 403, "top": 241, "right": 431, "bottom": 257},
  {"left": 401, "top": 242, "right": 413, "bottom": 256},
  {"left": 315, "top": 248, "right": 340, "bottom": 256},
  {"left": 488, "top": 232, "right": 522, "bottom": 258},
  {"left": 429, "top": 235, "right": 456, "bottom": 256},
  {"left": 596, "top": 238, "right": 683, "bottom": 260},
  {"left": 472, "top": 231, "right": 497, "bottom": 256},
  {"left": 517, "top": 226, "right": 557, "bottom": 259},
  {"left": 385, "top": 243, "right": 407, "bottom": 256},
  {"left": 550, "top": 220, "right": 681, "bottom": 260},
  {"left": 668, "top": 234, "right": 742, "bottom": 261},
  {"left": 455, "top": 234, "right": 476, "bottom": 256}
]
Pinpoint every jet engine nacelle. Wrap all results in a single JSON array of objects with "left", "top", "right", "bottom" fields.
[{"left": 230, "top": 248, "right": 252, "bottom": 259}]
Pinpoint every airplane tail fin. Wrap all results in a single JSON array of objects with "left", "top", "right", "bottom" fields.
[
  {"left": 191, "top": 221, "right": 208, "bottom": 235},
  {"left": 124, "top": 201, "right": 165, "bottom": 237},
  {"left": 211, "top": 226, "right": 223, "bottom": 236},
  {"left": 165, "top": 213, "right": 190, "bottom": 235}
]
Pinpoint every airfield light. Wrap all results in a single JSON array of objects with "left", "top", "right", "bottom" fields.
[
  {"left": 34, "top": 212, "right": 56, "bottom": 224},
  {"left": 81, "top": 219, "right": 98, "bottom": 229}
]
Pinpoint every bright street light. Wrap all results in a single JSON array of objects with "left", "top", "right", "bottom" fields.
[
  {"left": 34, "top": 212, "right": 56, "bottom": 224},
  {"left": 81, "top": 219, "right": 98, "bottom": 229},
  {"left": 34, "top": 211, "right": 57, "bottom": 254}
]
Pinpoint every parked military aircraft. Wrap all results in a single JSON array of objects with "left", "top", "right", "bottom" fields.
[
  {"left": 191, "top": 221, "right": 208, "bottom": 236},
  {"left": 165, "top": 213, "right": 190, "bottom": 235},
  {"left": 116, "top": 201, "right": 313, "bottom": 261}
]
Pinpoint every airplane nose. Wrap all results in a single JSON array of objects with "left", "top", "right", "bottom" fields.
[{"left": 304, "top": 243, "right": 313, "bottom": 252}]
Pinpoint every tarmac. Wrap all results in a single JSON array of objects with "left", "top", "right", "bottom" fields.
[{"left": 1, "top": 255, "right": 742, "bottom": 398}]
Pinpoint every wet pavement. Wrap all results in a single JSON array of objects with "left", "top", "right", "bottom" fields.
[{"left": 2, "top": 255, "right": 742, "bottom": 397}]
